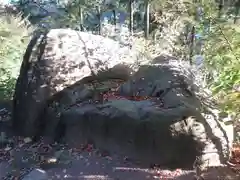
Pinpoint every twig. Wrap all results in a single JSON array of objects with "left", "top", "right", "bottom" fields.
[
  {"left": 210, "top": 18, "right": 240, "bottom": 62},
  {"left": 218, "top": 27, "right": 240, "bottom": 62}
]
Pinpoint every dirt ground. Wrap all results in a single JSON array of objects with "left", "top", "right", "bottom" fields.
[
  {"left": 0, "top": 102, "right": 239, "bottom": 180},
  {"left": 0, "top": 134, "right": 196, "bottom": 180}
]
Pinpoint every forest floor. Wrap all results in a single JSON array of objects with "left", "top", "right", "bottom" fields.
[
  {"left": 0, "top": 102, "right": 239, "bottom": 180},
  {"left": 0, "top": 126, "right": 195, "bottom": 180}
]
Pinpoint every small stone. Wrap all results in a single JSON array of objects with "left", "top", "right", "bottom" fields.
[
  {"left": 4, "top": 146, "right": 12, "bottom": 151},
  {"left": 23, "top": 137, "right": 32, "bottom": 144},
  {"left": 22, "top": 168, "right": 48, "bottom": 180},
  {"left": 46, "top": 157, "right": 57, "bottom": 163}
]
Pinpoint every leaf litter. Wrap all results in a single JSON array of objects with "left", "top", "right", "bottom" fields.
[
  {"left": 1, "top": 79, "right": 240, "bottom": 179},
  {"left": 1, "top": 133, "right": 240, "bottom": 179}
]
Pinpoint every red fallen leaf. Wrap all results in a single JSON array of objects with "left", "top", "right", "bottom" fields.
[
  {"left": 102, "top": 91, "right": 154, "bottom": 101},
  {"left": 103, "top": 93, "right": 127, "bottom": 100},
  {"left": 86, "top": 144, "right": 93, "bottom": 152},
  {"left": 232, "top": 144, "right": 240, "bottom": 157},
  {"left": 229, "top": 143, "right": 240, "bottom": 167}
]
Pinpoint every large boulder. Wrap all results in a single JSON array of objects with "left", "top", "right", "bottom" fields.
[
  {"left": 12, "top": 29, "right": 136, "bottom": 137},
  {"left": 47, "top": 58, "right": 232, "bottom": 169},
  {"left": 13, "top": 28, "right": 233, "bottom": 169}
]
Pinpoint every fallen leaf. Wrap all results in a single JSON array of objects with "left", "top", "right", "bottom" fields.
[{"left": 86, "top": 144, "right": 93, "bottom": 152}]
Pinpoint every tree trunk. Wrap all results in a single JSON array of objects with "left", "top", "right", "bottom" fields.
[
  {"left": 189, "top": 26, "right": 195, "bottom": 65},
  {"left": 129, "top": 0, "right": 134, "bottom": 36},
  {"left": 113, "top": 9, "right": 116, "bottom": 32},
  {"left": 218, "top": 0, "right": 224, "bottom": 18},
  {"left": 234, "top": 0, "right": 240, "bottom": 24},
  {"left": 79, "top": 6, "right": 84, "bottom": 31},
  {"left": 144, "top": 0, "right": 150, "bottom": 39},
  {"left": 97, "top": 5, "right": 101, "bottom": 35}
]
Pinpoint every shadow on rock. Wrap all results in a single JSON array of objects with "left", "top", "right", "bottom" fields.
[{"left": 12, "top": 29, "right": 233, "bottom": 171}]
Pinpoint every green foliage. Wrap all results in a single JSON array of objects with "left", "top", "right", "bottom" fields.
[
  {"left": 204, "top": 22, "right": 240, "bottom": 115},
  {"left": 189, "top": 0, "right": 240, "bottom": 117},
  {"left": 148, "top": 0, "right": 240, "bottom": 117},
  {"left": 0, "top": 69, "right": 16, "bottom": 100},
  {"left": 0, "top": 13, "right": 34, "bottom": 100}
]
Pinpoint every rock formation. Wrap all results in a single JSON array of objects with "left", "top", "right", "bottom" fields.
[
  {"left": 13, "top": 29, "right": 233, "bottom": 169},
  {"left": 12, "top": 28, "right": 135, "bottom": 138}
]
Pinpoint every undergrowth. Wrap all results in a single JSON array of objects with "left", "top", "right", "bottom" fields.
[{"left": 0, "top": 13, "right": 34, "bottom": 100}]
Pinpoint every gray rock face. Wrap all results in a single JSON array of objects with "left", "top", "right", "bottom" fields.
[
  {"left": 13, "top": 28, "right": 232, "bottom": 169},
  {"left": 12, "top": 29, "right": 135, "bottom": 137},
  {"left": 57, "top": 62, "right": 231, "bottom": 169}
]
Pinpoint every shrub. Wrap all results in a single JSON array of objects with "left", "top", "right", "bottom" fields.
[
  {"left": 203, "top": 22, "right": 240, "bottom": 118},
  {"left": 0, "top": 12, "right": 34, "bottom": 100}
]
